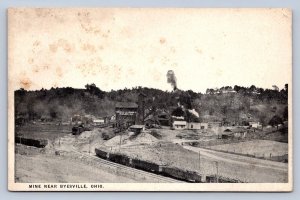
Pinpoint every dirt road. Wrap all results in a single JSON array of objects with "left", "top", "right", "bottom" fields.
[
  {"left": 183, "top": 146, "right": 287, "bottom": 172},
  {"left": 182, "top": 145, "right": 288, "bottom": 182}
]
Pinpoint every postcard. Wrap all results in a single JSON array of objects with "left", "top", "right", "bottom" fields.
[{"left": 8, "top": 8, "right": 292, "bottom": 191}]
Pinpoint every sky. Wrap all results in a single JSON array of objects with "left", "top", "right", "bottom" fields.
[{"left": 8, "top": 8, "right": 292, "bottom": 93}]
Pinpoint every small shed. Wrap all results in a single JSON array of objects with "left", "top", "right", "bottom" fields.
[
  {"left": 129, "top": 125, "right": 145, "bottom": 134},
  {"left": 219, "top": 129, "right": 233, "bottom": 139}
]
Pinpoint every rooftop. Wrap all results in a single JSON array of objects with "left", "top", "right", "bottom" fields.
[
  {"left": 130, "top": 125, "right": 145, "bottom": 129},
  {"left": 115, "top": 102, "right": 138, "bottom": 108}
]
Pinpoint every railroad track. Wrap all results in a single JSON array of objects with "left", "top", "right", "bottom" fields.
[{"left": 71, "top": 150, "right": 183, "bottom": 183}]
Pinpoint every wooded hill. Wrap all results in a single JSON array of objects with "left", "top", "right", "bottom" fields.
[{"left": 15, "top": 84, "right": 288, "bottom": 126}]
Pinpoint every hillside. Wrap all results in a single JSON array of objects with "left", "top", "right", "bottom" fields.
[{"left": 14, "top": 84, "right": 288, "bottom": 126}]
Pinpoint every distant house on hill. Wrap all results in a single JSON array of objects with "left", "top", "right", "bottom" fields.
[
  {"left": 219, "top": 129, "right": 234, "bottom": 139},
  {"left": 249, "top": 121, "right": 261, "bottom": 129},
  {"left": 219, "top": 128, "right": 247, "bottom": 139},
  {"left": 231, "top": 128, "right": 247, "bottom": 138}
]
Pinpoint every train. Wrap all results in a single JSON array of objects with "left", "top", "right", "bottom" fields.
[{"left": 94, "top": 148, "right": 204, "bottom": 182}]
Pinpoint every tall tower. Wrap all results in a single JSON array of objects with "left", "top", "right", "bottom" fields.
[{"left": 136, "top": 92, "right": 146, "bottom": 125}]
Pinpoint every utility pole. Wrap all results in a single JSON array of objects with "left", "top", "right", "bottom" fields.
[
  {"left": 89, "top": 138, "right": 91, "bottom": 155},
  {"left": 214, "top": 161, "right": 219, "bottom": 183},
  {"left": 119, "top": 131, "right": 122, "bottom": 152},
  {"left": 198, "top": 151, "right": 201, "bottom": 171}
]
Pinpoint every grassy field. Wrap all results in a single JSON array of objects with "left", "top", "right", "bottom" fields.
[
  {"left": 208, "top": 140, "right": 288, "bottom": 158},
  {"left": 16, "top": 123, "right": 72, "bottom": 142}
]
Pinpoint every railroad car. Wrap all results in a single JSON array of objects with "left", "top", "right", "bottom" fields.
[
  {"left": 108, "top": 152, "right": 131, "bottom": 166},
  {"left": 15, "top": 136, "right": 48, "bottom": 148},
  {"left": 161, "top": 166, "right": 202, "bottom": 182},
  {"left": 131, "top": 158, "right": 162, "bottom": 173},
  {"left": 95, "top": 148, "right": 109, "bottom": 159}
]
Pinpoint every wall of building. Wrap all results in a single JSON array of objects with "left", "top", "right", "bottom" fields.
[
  {"left": 187, "top": 122, "right": 201, "bottom": 130},
  {"left": 172, "top": 121, "right": 187, "bottom": 129}
]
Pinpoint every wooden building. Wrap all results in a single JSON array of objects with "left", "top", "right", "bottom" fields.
[{"left": 115, "top": 102, "right": 138, "bottom": 128}]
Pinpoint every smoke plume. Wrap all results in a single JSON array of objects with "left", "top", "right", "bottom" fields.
[{"left": 166, "top": 70, "right": 177, "bottom": 91}]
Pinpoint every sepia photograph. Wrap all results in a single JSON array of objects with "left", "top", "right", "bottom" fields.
[{"left": 7, "top": 8, "right": 292, "bottom": 191}]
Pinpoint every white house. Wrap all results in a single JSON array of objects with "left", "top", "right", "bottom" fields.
[
  {"left": 187, "top": 122, "right": 201, "bottom": 130},
  {"left": 172, "top": 121, "right": 187, "bottom": 129},
  {"left": 93, "top": 119, "right": 105, "bottom": 126},
  {"left": 249, "top": 121, "right": 261, "bottom": 128}
]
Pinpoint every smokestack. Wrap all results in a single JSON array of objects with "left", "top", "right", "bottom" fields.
[{"left": 166, "top": 70, "right": 177, "bottom": 91}]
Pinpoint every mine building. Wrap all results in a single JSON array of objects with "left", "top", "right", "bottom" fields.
[
  {"left": 115, "top": 102, "right": 138, "bottom": 128},
  {"left": 136, "top": 92, "right": 146, "bottom": 125}
]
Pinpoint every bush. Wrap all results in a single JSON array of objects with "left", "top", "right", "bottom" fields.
[{"left": 102, "top": 132, "right": 115, "bottom": 140}]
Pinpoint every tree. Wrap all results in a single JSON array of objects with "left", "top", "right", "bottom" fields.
[
  {"left": 285, "top": 84, "right": 288, "bottom": 91},
  {"left": 258, "top": 112, "right": 268, "bottom": 130},
  {"left": 283, "top": 106, "right": 288, "bottom": 121},
  {"left": 272, "top": 85, "right": 279, "bottom": 91},
  {"left": 85, "top": 83, "right": 105, "bottom": 98},
  {"left": 171, "top": 107, "right": 185, "bottom": 117},
  {"left": 249, "top": 85, "right": 257, "bottom": 93},
  {"left": 269, "top": 115, "right": 283, "bottom": 130}
]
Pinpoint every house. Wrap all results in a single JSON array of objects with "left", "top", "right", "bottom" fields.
[
  {"left": 172, "top": 120, "right": 187, "bottom": 130},
  {"left": 129, "top": 125, "right": 145, "bottom": 134},
  {"left": 93, "top": 119, "right": 105, "bottom": 126},
  {"left": 144, "top": 110, "right": 170, "bottom": 128},
  {"left": 219, "top": 129, "right": 234, "bottom": 139},
  {"left": 144, "top": 116, "right": 157, "bottom": 128},
  {"left": 219, "top": 128, "right": 247, "bottom": 139},
  {"left": 156, "top": 110, "right": 171, "bottom": 126},
  {"left": 249, "top": 121, "right": 261, "bottom": 128},
  {"left": 187, "top": 122, "right": 201, "bottom": 130},
  {"left": 231, "top": 128, "right": 247, "bottom": 138},
  {"left": 200, "top": 122, "right": 208, "bottom": 130}
]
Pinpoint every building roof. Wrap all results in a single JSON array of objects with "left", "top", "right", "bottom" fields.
[
  {"left": 130, "top": 125, "right": 145, "bottom": 129},
  {"left": 188, "top": 122, "right": 200, "bottom": 124},
  {"left": 93, "top": 119, "right": 104, "bottom": 123},
  {"left": 115, "top": 102, "right": 138, "bottom": 108},
  {"left": 173, "top": 121, "right": 187, "bottom": 125},
  {"left": 231, "top": 128, "right": 247, "bottom": 133}
]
